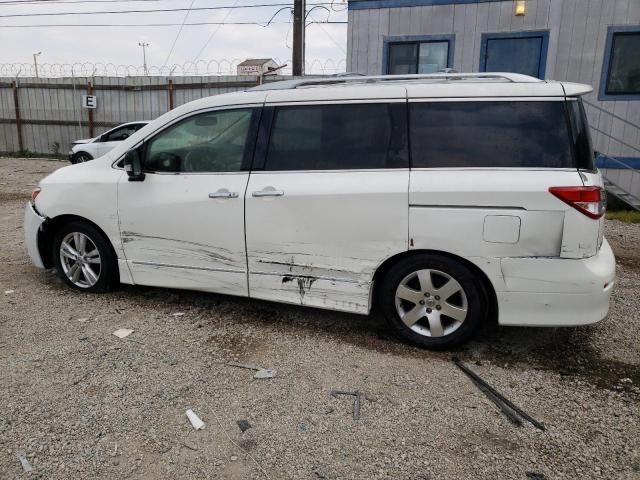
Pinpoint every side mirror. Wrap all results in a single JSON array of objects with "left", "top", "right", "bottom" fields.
[{"left": 124, "top": 148, "right": 145, "bottom": 182}]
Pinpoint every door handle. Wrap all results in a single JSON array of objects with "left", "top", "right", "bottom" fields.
[
  {"left": 252, "top": 189, "right": 284, "bottom": 197},
  {"left": 209, "top": 191, "right": 239, "bottom": 199}
]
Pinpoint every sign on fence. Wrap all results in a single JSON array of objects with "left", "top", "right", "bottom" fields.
[{"left": 82, "top": 95, "right": 97, "bottom": 109}]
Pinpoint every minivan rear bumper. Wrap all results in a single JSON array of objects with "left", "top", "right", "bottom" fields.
[{"left": 496, "top": 238, "right": 615, "bottom": 326}]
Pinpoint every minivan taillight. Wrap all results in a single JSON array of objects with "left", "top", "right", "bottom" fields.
[{"left": 549, "top": 186, "right": 605, "bottom": 219}]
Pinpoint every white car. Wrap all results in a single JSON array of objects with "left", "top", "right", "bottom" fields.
[
  {"left": 25, "top": 73, "right": 615, "bottom": 349},
  {"left": 69, "top": 121, "right": 149, "bottom": 164}
]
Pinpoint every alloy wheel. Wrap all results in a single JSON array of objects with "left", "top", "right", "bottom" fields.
[
  {"left": 394, "top": 269, "right": 468, "bottom": 338},
  {"left": 59, "top": 232, "right": 102, "bottom": 288}
]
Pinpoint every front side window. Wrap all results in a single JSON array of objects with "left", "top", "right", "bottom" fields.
[
  {"left": 410, "top": 101, "right": 574, "bottom": 168},
  {"left": 387, "top": 38, "right": 451, "bottom": 74},
  {"left": 144, "top": 109, "right": 256, "bottom": 173},
  {"left": 264, "top": 103, "right": 408, "bottom": 171},
  {"left": 603, "top": 30, "right": 640, "bottom": 96}
]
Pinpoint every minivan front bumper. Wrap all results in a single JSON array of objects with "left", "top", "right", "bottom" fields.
[
  {"left": 24, "top": 202, "right": 46, "bottom": 269},
  {"left": 496, "top": 238, "right": 616, "bottom": 326}
]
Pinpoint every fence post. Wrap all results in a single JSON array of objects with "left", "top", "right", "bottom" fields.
[
  {"left": 168, "top": 78, "right": 174, "bottom": 111},
  {"left": 87, "top": 81, "right": 94, "bottom": 138},
  {"left": 11, "top": 81, "right": 24, "bottom": 152}
]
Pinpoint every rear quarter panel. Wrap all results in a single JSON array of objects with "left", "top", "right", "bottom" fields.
[{"left": 409, "top": 169, "right": 586, "bottom": 292}]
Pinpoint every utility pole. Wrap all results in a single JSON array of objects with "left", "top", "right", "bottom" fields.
[
  {"left": 32, "top": 51, "right": 41, "bottom": 78},
  {"left": 292, "top": 0, "right": 305, "bottom": 76},
  {"left": 138, "top": 42, "right": 150, "bottom": 75}
]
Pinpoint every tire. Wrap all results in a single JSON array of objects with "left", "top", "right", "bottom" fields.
[
  {"left": 52, "top": 220, "right": 118, "bottom": 293},
  {"left": 380, "top": 254, "right": 486, "bottom": 349},
  {"left": 72, "top": 152, "right": 93, "bottom": 164}
]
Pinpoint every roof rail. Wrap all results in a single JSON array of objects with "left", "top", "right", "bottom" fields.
[{"left": 252, "top": 72, "right": 542, "bottom": 91}]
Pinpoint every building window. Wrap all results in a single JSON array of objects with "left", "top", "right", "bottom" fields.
[
  {"left": 383, "top": 35, "right": 454, "bottom": 75},
  {"left": 600, "top": 26, "right": 640, "bottom": 100},
  {"left": 479, "top": 31, "right": 549, "bottom": 79}
]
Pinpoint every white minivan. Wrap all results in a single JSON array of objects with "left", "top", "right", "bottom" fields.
[{"left": 24, "top": 73, "right": 615, "bottom": 349}]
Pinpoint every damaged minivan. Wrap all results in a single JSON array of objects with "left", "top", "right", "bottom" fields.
[{"left": 24, "top": 73, "right": 615, "bottom": 349}]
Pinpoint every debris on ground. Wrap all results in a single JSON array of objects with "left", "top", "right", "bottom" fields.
[
  {"left": 112, "top": 328, "right": 134, "bottom": 339},
  {"left": 186, "top": 409, "right": 205, "bottom": 430},
  {"left": 226, "top": 361, "right": 277, "bottom": 379},
  {"left": 172, "top": 312, "right": 185, "bottom": 317},
  {"left": 76, "top": 317, "right": 89, "bottom": 322},
  {"left": 181, "top": 442, "right": 198, "bottom": 451},
  {"left": 4, "top": 289, "right": 15, "bottom": 294},
  {"left": 16, "top": 452, "right": 33, "bottom": 473},
  {"left": 253, "top": 368, "right": 276, "bottom": 379},
  {"left": 526, "top": 472, "right": 547, "bottom": 480},
  {"left": 453, "top": 358, "right": 545, "bottom": 431},
  {"left": 237, "top": 419, "right": 252, "bottom": 433},
  {"left": 330, "top": 390, "right": 363, "bottom": 420}
]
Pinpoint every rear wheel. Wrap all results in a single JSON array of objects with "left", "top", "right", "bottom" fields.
[
  {"left": 380, "top": 254, "right": 485, "bottom": 349},
  {"left": 52, "top": 221, "right": 118, "bottom": 292}
]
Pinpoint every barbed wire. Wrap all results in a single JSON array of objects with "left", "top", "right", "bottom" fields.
[{"left": 0, "top": 58, "right": 347, "bottom": 78}]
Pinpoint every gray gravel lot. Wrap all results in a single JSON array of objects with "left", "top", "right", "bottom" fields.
[{"left": 1, "top": 157, "right": 639, "bottom": 479}]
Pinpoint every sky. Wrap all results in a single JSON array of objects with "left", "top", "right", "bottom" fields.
[{"left": 0, "top": 0, "right": 348, "bottom": 75}]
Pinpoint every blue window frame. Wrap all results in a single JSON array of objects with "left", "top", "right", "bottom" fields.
[
  {"left": 382, "top": 34, "right": 455, "bottom": 75},
  {"left": 599, "top": 26, "right": 640, "bottom": 101},
  {"left": 479, "top": 31, "right": 549, "bottom": 79}
]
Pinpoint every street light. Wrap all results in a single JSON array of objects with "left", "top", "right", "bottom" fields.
[
  {"left": 138, "top": 42, "right": 150, "bottom": 76},
  {"left": 32, "top": 51, "right": 42, "bottom": 78}
]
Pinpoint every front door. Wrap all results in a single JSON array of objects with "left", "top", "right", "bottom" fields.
[
  {"left": 245, "top": 101, "right": 410, "bottom": 313},
  {"left": 117, "top": 107, "right": 260, "bottom": 296},
  {"left": 481, "top": 31, "right": 549, "bottom": 79}
]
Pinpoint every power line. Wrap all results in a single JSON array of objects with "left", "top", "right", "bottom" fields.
[
  {"left": 308, "top": 11, "right": 345, "bottom": 54},
  {"left": 161, "top": 0, "right": 196, "bottom": 68},
  {"left": 0, "top": 0, "right": 166, "bottom": 4},
  {"left": 191, "top": 0, "right": 240, "bottom": 64},
  {"left": 0, "top": 20, "right": 346, "bottom": 27},
  {"left": 0, "top": 1, "right": 337, "bottom": 17}
]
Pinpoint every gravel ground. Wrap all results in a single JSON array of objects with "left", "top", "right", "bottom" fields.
[{"left": 1, "top": 157, "right": 639, "bottom": 480}]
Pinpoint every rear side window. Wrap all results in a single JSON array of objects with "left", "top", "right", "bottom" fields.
[
  {"left": 567, "top": 99, "right": 595, "bottom": 170},
  {"left": 410, "top": 101, "right": 574, "bottom": 168},
  {"left": 264, "top": 103, "right": 408, "bottom": 171}
]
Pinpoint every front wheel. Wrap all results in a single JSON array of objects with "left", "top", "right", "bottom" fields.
[
  {"left": 380, "top": 254, "right": 486, "bottom": 349},
  {"left": 72, "top": 152, "right": 93, "bottom": 164},
  {"left": 52, "top": 221, "right": 118, "bottom": 292}
]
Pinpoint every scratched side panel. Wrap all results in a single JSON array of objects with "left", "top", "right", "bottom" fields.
[
  {"left": 246, "top": 170, "right": 410, "bottom": 314},
  {"left": 118, "top": 172, "right": 250, "bottom": 296},
  {"left": 128, "top": 262, "right": 247, "bottom": 296}
]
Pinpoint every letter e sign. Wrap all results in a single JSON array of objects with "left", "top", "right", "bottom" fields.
[{"left": 82, "top": 95, "right": 97, "bottom": 109}]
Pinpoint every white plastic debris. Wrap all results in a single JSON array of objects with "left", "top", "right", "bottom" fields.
[
  {"left": 17, "top": 452, "right": 33, "bottom": 473},
  {"left": 4, "top": 290, "right": 15, "bottom": 295},
  {"left": 172, "top": 312, "right": 185, "bottom": 317},
  {"left": 112, "top": 328, "right": 134, "bottom": 339},
  {"left": 254, "top": 368, "right": 276, "bottom": 379},
  {"left": 186, "top": 409, "right": 205, "bottom": 430},
  {"left": 76, "top": 317, "right": 90, "bottom": 323}
]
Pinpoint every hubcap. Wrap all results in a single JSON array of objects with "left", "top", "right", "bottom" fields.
[
  {"left": 394, "top": 269, "right": 468, "bottom": 338},
  {"left": 59, "top": 232, "right": 101, "bottom": 288}
]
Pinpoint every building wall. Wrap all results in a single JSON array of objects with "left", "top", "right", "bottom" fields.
[{"left": 347, "top": 0, "right": 640, "bottom": 160}]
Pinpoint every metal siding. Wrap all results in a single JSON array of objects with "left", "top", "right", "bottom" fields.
[
  {"left": 462, "top": 4, "right": 478, "bottom": 72},
  {"left": 368, "top": 8, "right": 381, "bottom": 74}
]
